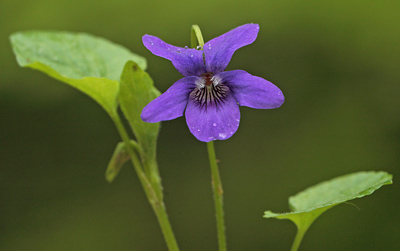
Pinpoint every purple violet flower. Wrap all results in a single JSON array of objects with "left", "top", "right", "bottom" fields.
[{"left": 141, "top": 24, "right": 284, "bottom": 142}]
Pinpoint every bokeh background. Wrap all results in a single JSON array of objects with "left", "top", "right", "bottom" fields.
[{"left": 1, "top": 0, "right": 399, "bottom": 250}]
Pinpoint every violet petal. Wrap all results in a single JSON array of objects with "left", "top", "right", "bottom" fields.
[
  {"left": 217, "top": 70, "right": 284, "bottom": 109},
  {"left": 141, "top": 76, "right": 198, "bottom": 122},
  {"left": 185, "top": 90, "right": 240, "bottom": 142},
  {"left": 204, "top": 24, "right": 259, "bottom": 73},
  {"left": 143, "top": 35, "right": 206, "bottom": 76}
]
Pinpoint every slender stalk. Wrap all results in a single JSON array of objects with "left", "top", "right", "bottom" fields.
[
  {"left": 191, "top": 24, "right": 227, "bottom": 251},
  {"left": 191, "top": 25, "right": 205, "bottom": 49},
  {"left": 110, "top": 112, "right": 180, "bottom": 251},
  {"left": 290, "top": 226, "right": 308, "bottom": 251},
  {"left": 207, "top": 141, "right": 227, "bottom": 251}
]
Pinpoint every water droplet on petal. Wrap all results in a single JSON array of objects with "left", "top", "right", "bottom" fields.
[
  {"left": 167, "top": 48, "right": 170, "bottom": 50},
  {"left": 208, "top": 136, "right": 215, "bottom": 141},
  {"left": 190, "top": 54, "right": 193, "bottom": 57},
  {"left": 196, "top": 45, "right": 202, "bottom": 50},
  {"left": 219, "top": 132, "right": 227, "bottom": 139},
  {"left": 230, "top": 131, "right": 234, "bottom": 135},
  {"left": 213, "top": 123, "right": 217, "bottom": 127},
  {"left": 236, "top": 119, "right": 240, "bottom": 122},
  {"left": 150, "top": 40, "right": 154, "bottom": 45},
  {"left": 197, "top": 129, "right": 201, "bottom": 132},
  {"left": 184, "top": 46, "right": 188, "bottom": 49}
]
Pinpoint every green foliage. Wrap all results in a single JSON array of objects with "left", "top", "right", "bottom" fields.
[
  {"left": 118, "top": 61, "right": 160, "bottom": 160},
  {"left": 10, "top": 31, "right": 162, "bottom": 188},
  {"left": 265, "top": 171, "right": 392, "bottom": 218},
  {"left": 264, "top": 171, "right": 393, "bottom": 251},
  {"left": 118, "top": 61, "right": 162, "bottom": 198},
  {"left": 106, "top": 140, "right": 140, "bottom": 183},
  {"left": 10, "top": 31, "right": 146, "bottom": 115}
]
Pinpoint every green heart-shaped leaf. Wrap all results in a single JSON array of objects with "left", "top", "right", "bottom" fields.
[
  {"left": 10, "top": 31, "right": 146, "bottom": 115},
  {"left": 264, "top": 171, "right": 392, "bottom": 251}
]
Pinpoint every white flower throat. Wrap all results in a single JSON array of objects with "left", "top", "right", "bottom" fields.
[{"left": 191, "top": 72, "right": 229, "bottom": 110}]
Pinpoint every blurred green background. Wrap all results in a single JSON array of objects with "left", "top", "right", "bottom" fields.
[{"left": 1, "top": 0, "right": 399, "bottom": 250}]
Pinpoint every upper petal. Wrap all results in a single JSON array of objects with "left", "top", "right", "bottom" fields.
[
  {"left": 143, "top": 35, "right": 206, "bottom": 76},
  {"left": 204, "top": 24, "right": 259, "bottom": 73},
  {"left": 185, "top": 89, "right": 240, "bottom": 142},
  {"left": 141, "top": 76, "right": 198, "bottom": 123},
  {"left": 217, "top": 70, "right": 284, "bottom": 109}
]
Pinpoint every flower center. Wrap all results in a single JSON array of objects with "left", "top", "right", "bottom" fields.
[{"left": 190, "top": 73, "right": 229, "bottom": 111}]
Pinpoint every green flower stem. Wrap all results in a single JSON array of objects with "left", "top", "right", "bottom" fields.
[
  {"left": 110, "top": 112, "right": 180, "bottom": 251},
  {"left": 290, "top": 226, "right": 309, "bottom": 251},
  {"left": 191, "top": 25, "right": 205, "bottom": 49},
  {"left": 207, "top": 141, "right": 227, "bottom": 251},
  {"left": 191, "top": 24, "right": 227, "bottom": 251}
]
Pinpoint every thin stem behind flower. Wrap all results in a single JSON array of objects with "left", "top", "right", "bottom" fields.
[{"left": 192, "top": 24, "right": 228, "bottom": 251}]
